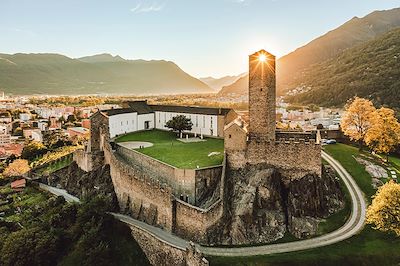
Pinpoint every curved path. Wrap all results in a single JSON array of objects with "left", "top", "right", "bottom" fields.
[{"left": 41, "top": 151, "right": 367, "bottom": 257}]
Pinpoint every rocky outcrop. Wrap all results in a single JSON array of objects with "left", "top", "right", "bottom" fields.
[
  {"left": 218, "top": 163, "right": 344, "bottom": 245},
  {"left": 45, "top": 162, "right": 118, "bottom": 210}
]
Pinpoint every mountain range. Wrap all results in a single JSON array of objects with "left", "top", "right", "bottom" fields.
[
  {"left": 219, "top": 7, "right": 400, "bottom": 108},
  {"left": 200, "top": 73, "right": 245, "bottom": 91},
  {"left": 0, "top": 53, "right": 212, "bottom": 95}
]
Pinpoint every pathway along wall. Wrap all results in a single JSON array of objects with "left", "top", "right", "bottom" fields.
[{"left": 130, "top": 225, "right": 209, "bottom": 266}]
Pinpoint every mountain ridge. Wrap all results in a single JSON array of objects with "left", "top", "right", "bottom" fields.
[{"left": 0, "top": 53, "right": 212, "bottom": 95}]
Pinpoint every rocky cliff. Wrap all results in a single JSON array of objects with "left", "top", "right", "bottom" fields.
[
  {"left": 214, "top": 163, "right": 344, "bottom": 245},
  {"left": 45, "top": 162, "right": 118, "bottom": 210}
]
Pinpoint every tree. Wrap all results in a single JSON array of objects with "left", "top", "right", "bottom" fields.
[
  {"left": 165, "top": 115, "right": 193, "bottom": 137},
  {"left": 12, "top": 127, "right": 23, "bottom": 137},
  {"left": 366, "top": 181, "right": 400, "bottom": 236},
  {"left": 67, "top": 114, "right": 77, "bottom": 123},
  {"left": 2, "top": 159, "right": 30, "bottom": 178},
  {"left": 365, "top": 107, "right": 400, "bottom": 161},
  {"left": 21, "top": 141, "right": 48, "bottom": 160},
  {"left": 43, "top": 130, "right": 72, "bottom": 149},
  {"left": 307, "top": 104, "right": 320, "bottom": 112},
  {"left": 341, "top": 97, "right": 377, "bottom": 150}
]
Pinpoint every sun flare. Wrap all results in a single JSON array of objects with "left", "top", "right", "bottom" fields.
[{"left": 259, "top": 54, "right": 266, "bottom": 62}]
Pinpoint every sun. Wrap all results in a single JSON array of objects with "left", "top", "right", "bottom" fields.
[{"left": 259, "top": 54, "right": 266, "bottom": 62}]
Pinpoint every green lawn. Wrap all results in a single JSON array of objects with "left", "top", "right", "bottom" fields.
[
  {"left": 115, "top": 130, "right": 224, "bottom": 169},
  {"left": 324, "top": 143, "right": 375, "bottom": 199},
  {"left": 207, "top": 143, "right": 400, "bottom": 266}
]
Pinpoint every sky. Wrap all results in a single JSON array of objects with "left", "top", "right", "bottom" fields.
[{"left": 1, "top": 0, "right": 399, "bottom": 78}]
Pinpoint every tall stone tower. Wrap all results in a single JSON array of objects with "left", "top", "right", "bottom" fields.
[{"left": 248, "top": 49, "right": 276, "bottom": 141}]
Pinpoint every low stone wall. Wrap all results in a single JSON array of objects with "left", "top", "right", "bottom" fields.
[
  {"left": 174, "top": 198, "right": 223, "bottom": 244},
  {"left": 173, "top": 157, "right": 226, "bottom": 244},
  {"left": 195, "top": 165, "right": 223, "bottom": 207},
  {"left": 116, "top": 144, "right": 196, "bottom": 202},
  {"left": 246, "top": 139, "right": 321, "bottom": 179},
  {"left": 73, "top": 149, "right": 93, "bottom": 172},
  {"left": 104, "top": 143, "right": 175, "bottom": 231},
  {"left": 130, "top": 225, "right": 209, "bottom": 266},
  {"left": 116, "top": 144, "right": 223, "bottom": 205}
]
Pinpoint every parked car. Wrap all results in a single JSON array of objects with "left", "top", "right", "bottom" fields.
[{"left": 326, "top": 139, "right": 337, "bottom": 144}]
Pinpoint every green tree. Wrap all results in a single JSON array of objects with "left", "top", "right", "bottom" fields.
[
  {"left": 21, "top": 141, "right": 48, "bottom": 160},
  {"left": 165, "top": 115, "right": 193, "bottom": 137},
  {"left": 67, "top": 114, "right": 77, "bottom": 123},
  {"left": 1, "top": 227, "right": 60, "bottom": 266}
]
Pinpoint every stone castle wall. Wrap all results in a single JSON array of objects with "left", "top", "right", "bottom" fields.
[
  {"left": 174, "top": 156, "right": 226, "bottom": 244},
  {"left": 116, "top": 144, "right": 196, "bottom": 202},
  {"left": 115, "top": 143, "right": 223, "bottom": 206},
  {"left": 246, "top": 139, "right": 321, "bottom": 179},
  {"left": 73, "top": 149, "right": 93, "bottom": 172},
  {"left": 104, "top": 142, "right": 174, "bottom": 231},
  {"left": 130, "top": 225, "right": 209, "bottom": 266},
  {"left": 174, "top": 198, "right": 223, "bottom": 244},
  {"left": 194, "top": 165, "right": 223, "bottom": 206}
]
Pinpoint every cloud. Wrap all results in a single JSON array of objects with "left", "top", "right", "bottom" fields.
[
  {"left": 233, "top": 0, "right": 252, "bottom": 6},
  {"left": 130, "top": 2, "right": 164, "bottom": 13}
]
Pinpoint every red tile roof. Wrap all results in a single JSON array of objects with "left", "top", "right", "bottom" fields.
[{"left": 11, "top": 179, "right": 26, "bottom": 189}]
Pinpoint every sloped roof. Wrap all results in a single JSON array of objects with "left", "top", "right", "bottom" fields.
[
  {"left": 11, "top": 179, "right": 26, "bottom": 189},
  {"left": 149, "top": 104, "right": 231, "bottom": 116},
  {"left": 102, "top": 108, "right": 134, "bottom": 116},
  {"left": 127, "top": 101, "right": 154, "bottom": 115},
  {"left": 102, "top": 101, "right": 233, "bottom": 117}
]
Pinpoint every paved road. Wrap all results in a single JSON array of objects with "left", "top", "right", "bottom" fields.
[
  {"left": 39, "top": 183, "right": 80, "bottom": 203},
  {"left": 40, "top": 151, "right": 367, "bottom": 257}
]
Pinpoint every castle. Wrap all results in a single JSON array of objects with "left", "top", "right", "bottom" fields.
[
  {"left": 71, "top": 49, "right": 342, "bottom": 248},
  {"left": 224, "top": 50, "right": 321, "bottom": 179}
]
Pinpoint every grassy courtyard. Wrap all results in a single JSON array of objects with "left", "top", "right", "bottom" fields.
[
  {"left": 115, "top": 130, "right": 224, "bottom": 169},
  {"left": 208, "top": 143, "right": 400, "bottom": 266}
]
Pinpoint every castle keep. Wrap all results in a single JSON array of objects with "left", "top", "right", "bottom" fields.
[
  {"left": 225, "top": 50, "right": 321, "bottom": 179},
  {"left": 67, "top": 49, "right": 343, "bottom": 253}
]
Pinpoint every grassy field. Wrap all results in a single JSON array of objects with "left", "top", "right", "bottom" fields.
[
  {"left": 116, "top": 130, "right": 224, "bottom": 169},
  {"left": 324, "top": 143, "right": 375, "bottom": 199},
  {"left": 207, "top": 143, "right": 400, "bottom": 266}
]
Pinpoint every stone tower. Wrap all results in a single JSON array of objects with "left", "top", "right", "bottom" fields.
[{"left": 248, "top": 49, "right": 276, "bottom": 141}]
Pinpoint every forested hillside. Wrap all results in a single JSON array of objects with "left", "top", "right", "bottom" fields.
[{"left": 286, "top": 27, "right": 400, "bottom": 110}]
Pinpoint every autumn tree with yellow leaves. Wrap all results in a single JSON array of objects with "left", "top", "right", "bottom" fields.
[
  {"left": 2, "top": 159, "right": 31, "bottom": 178},
  {"left": 365, "top": 107, "right": 400, "bottom": 161},
  {"left": 366, "top": 181, "right": 400, "bottom": 236},
  {"left": 341, "top": 97, "right": 377, "bottom": 150}
]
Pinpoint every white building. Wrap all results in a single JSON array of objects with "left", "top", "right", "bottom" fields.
[
  {"left": 19, "top": 113, "right": 32, "bottom": 122},
  {"left": 102, "top": 101, "right": 237, "bottom": 139}
]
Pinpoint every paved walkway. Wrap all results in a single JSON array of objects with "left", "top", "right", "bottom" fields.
[
  {"left": 40, "top": 151, "right": 367, "bottom": 257},
  {"left": 39, "top": 183, "right": 80, "bottom": 203},
  {"left": 118, "top": 141, "right": 153, "bottom": 149}
]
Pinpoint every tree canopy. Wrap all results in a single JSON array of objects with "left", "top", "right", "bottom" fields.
[
  {"left": 366, "top": 181, "right": 400, "bottom": 236},
  {"left": 341, "top": 97, "right": 377, "bottom": 149},
  {"left": 2, "top": 159, "right": 30, "bottom": 178},
  {"left": 365, "top": 107, "right": 400, "bottom": 158},
  {"left": 165, "top": 115, "right": 193, "bottom": 136}
]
